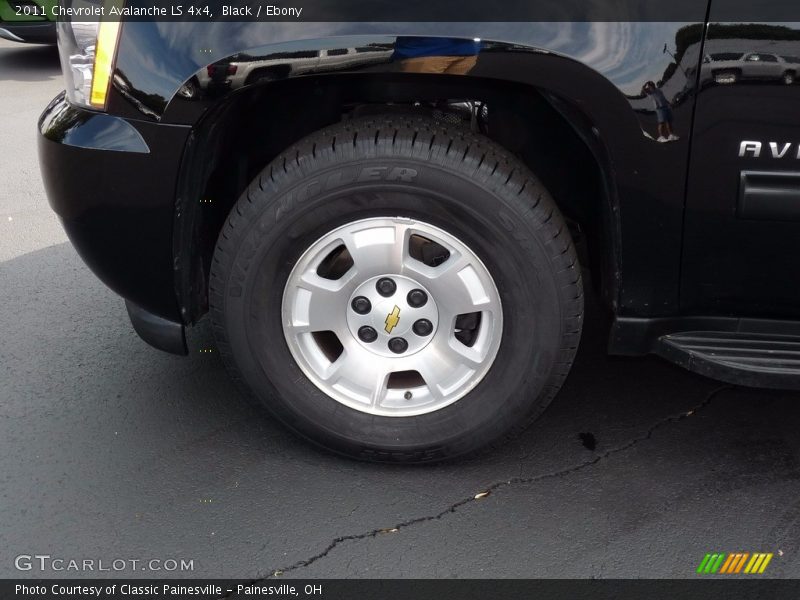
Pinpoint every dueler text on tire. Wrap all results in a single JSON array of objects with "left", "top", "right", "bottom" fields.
[{"left": 209, "top": 115, "right": 583, "bottom": 462}]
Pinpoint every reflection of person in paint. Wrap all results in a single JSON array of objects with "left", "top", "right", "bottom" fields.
[
  {"left": 643, "top": 80, "right": 679, "bottom": 142},
  {"left": 394, "top": 37, "right": 481, "bottom": 74}
]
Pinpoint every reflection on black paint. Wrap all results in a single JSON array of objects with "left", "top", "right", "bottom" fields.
[
  {"left": 39, "top": 93, "right": 149, "bottom": 153},
  {"left": 700, "top": 24, "right": 800, "bottom": 88},
  {"left": 626, "top": 24, "right": 703, "bottom": 140},
  {"left": 113, "top": 69, "right": 167, "bottom": 116},
  {"left": 182, "top": 44, "right": 395, "bottom": 100}
]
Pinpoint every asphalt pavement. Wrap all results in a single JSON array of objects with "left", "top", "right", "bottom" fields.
[{"left": 2, "top": 37, "right": 800, "bottom": 580}]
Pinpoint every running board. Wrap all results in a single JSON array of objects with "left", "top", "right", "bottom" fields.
[{"left": 654, "top": 331, "right": 800, "bottom": 390}]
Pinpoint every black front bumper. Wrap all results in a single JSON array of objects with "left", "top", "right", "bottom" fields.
[
  {"left": 38, "top": 93, "right": 192, "bottom": 352},
  {"left": 0, "top": 22, "right": 56, "bottom": 44}
]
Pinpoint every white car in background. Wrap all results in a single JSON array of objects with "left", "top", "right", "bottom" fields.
[
  {"left": 192, "top": 46, "right": 393, "bottom": 92},
  {"left": 705, "top": 51, "right": 799, "bottom": 85}
]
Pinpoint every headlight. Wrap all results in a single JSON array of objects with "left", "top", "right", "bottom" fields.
[{"left": 57, "top": 1, "right": 121, "bottom": 110}]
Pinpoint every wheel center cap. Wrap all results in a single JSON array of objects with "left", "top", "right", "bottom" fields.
[
  {"left": 380, "top": 302, "right": 405, "bottom": 335},
  {"left": 347, "top": 275, "right": 439, "bottom": 357}
]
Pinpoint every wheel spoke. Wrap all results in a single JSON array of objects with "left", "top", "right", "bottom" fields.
[
  {"left": 406, "top": 253, "right": 497, "bottom": 318},
  {"left": 325, "top": 337, "right": 393, "bottom": 407},
  {"left": 417, "top": 336, "right": 483, "bottom": 400},
  {"left": 444, "top": 336, "right": 485, "bottom": 369},
  {"left": 370, "top": 370, "right": 390, "bottom": 409},
  {"left": 319, "top": 353, "right": 348, "bottom": 381},
  {"left": 286, "top": 270, "right": 353, "bottom": 334},
  {"left": 419, "top": 369, "right": 448, "bottom": 403},
  {"left": 342, "top": 223, "right": 407, "bottom": 279}
]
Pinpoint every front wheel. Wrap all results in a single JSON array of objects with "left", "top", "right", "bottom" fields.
[{"left": 209, "top": 115, "right": 583, "bottom": 462}]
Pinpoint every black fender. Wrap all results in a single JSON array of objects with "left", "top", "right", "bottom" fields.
[{"left": 108, "top": 21, "right": 708, "bottom": 320}]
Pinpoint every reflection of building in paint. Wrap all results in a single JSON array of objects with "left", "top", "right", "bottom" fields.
[{"left": 393, "top": 37, "right": 482, "bottom": 75}]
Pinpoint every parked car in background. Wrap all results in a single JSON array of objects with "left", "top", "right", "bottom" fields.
[
  {"left": 705, "top": 51, "right": 798, "bottom": 85},
  {"left": 0, "top": 0, "right": 56, "bottom": 44},
  {"left": 190, "top": 47, "right": 394, "bottom": 96}
]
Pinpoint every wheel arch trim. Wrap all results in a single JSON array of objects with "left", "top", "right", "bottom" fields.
[{"left": 141, "top": 28, "right": 701, "bottom": 322}]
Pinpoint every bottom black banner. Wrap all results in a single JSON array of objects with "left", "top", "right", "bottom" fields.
[{"left": 3, "top": 579, "right": 800, "bottom": 600}]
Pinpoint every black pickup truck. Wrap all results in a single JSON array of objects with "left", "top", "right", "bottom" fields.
[{"left": 38, "top": 1, "right": 800, "bottom": 462}]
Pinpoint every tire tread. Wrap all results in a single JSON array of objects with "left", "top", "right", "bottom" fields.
[{"left": 209, "top": 114, "right": 584, "bottom": 462}]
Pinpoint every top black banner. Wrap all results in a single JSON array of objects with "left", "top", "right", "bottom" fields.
[{"left": 49, "top": 0, "right": 800, "bottom": 22}]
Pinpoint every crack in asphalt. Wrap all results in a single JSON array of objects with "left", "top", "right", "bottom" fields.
[{"left": 219, "top": 384, "right": 731, "bottom": 593}]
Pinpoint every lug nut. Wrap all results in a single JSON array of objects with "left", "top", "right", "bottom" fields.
[
  {"left": 407, "top": 289, "right": 428, "bottom": 308},
  {"left": 412, "top": 319, "right": 433, "bottom": 336},
  {"left": 358, "top": 326, "right": 378, "bottom": 343},
  {"left": 351, "top": 296, "right": 371, "bottom": 314},
  {"left": 388, "top": 337, "right": 408, "bottom": 354},
  {"left": 376, "top": 278, "right": 397, "bottom": 297}
]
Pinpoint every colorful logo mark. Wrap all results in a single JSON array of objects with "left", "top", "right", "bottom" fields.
[{"left": 697, "top": 552, "right": 774, "bottom": 575}]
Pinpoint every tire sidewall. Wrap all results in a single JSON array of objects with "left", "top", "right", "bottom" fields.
[{"left": 217, "top": 157, "right": 566, "bottom": 459}]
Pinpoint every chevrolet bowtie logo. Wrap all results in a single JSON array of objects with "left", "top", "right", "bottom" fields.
[{"left": 385, "top": 305, "right": 401, "bottom": 334}]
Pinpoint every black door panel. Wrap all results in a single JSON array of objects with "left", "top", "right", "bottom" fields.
[{"left": 683, "top": 17, "right": 800, "bottom": 317}]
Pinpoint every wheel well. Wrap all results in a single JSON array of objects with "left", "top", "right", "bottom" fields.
[{"left": 175, "top": 73, "right": 615, "bottom": 323}]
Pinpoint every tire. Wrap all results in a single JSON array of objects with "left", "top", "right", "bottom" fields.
[
  {"left": 209, "top": 115, "right": 583, "bottom": 462},
  {"left": 784, "top": 71, "right": 795, "bottom": 85}
]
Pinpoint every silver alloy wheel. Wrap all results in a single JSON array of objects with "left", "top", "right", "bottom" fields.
[{"left": 282, "top": 217, "right": 503, "bottom": 417}]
